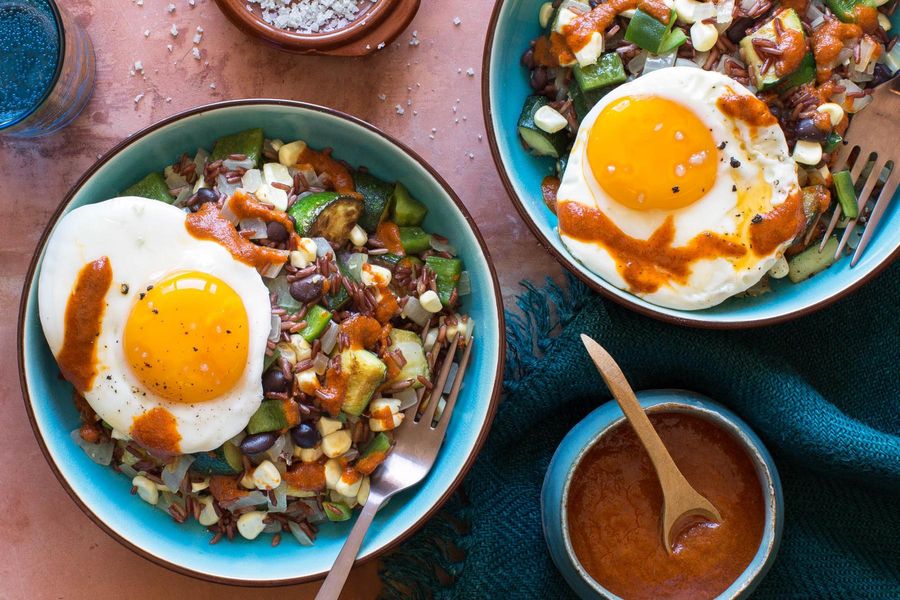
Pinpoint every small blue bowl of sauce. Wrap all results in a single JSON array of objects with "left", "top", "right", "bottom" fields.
[{"left": 542, "top": 390, "right": 783, "bottom": 599}]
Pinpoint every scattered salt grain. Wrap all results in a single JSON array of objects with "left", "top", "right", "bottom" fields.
[
  {"left": 193, "top": 31, "right": 203, "bottom": 44},
  {"left": 189, "top": 0, "right": 195, "bottom": 5},
  {"left": 134, "top": 60, "right": 143, "bottom": 72},
  {"left": 452, "top": 16, "right": 461, "bottom": 25},
  {"left": 167, "top": 44, "right": 174, "bottom": 52},
  {"left": 406, "top": 99, "right": 412, "bottom": 106},
  {"left": 466, "top": 67, "right": 475, "bottom": 76},
  {"left": 409, "top": 30, "right": 419, "bottom": 46},
  {"left": 377, "top": 42, "right": 385, "bottom": 50},
  {"left": 165, "top": 96, "right": 173, "bottom": 102},
  {"left": 192, "top": 47, "right": 201, "bottom": 60},
  {"left": 134, "top": 93, "right": 145, "bottom": 104},
  {"left": 478, "top": 134, "right": 483, "bottom": 141},
  {"left": 467, "top": 152, "right": 475, "bottom": 160},
  {"left": 170, "top": 24, "right": 178, "bottom": 37},
  {"left": 377, "top": 93, "right": 387, "bottom": 101},
  {"left": 135, "top": 0, "right": 143, "bottom": 6},
  {"left": 210, "top": 82, "right": 217, "bottom": 89},
  {"left": 143, "top": 29, "right": 150, "bottom": 37},
  {"left": 395, "top": 104, "right": 405, "bottom": 115},
  {"left": 167, "top": 3, "right": 175, "bottom": 13}
]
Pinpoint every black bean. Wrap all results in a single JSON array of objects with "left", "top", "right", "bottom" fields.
[
  {"left": 521, "top": 47, "right": 535, "bottom": 69},
  {"left": 262, "top": 369, "right": 288, "bottom": 394},
  {"left": 726, "top": 18, "right": 754, "bottom": 44},
  {"left": 266, "top": 221, "right": 289, "bottom": 243},
  {"left": 530, "top": 67, "right": 548, "bottom": 91},
  {"left": 872, "top": 63, "right": 892, "bottom": 87},
  {"left": 189, "top": 187, "right": 219, "bottom": 211},
  {"left": 289, "top": 274, "right": 325, "bottom": 303},
  {"left": 794, "top": 117, "right": 829, "bottom": 142},
  {"left": 240, "top": 432, "right": 277, "bottom": 455},
  {"left": 290, "top": 423, "right": 320, "bottom": 449}
]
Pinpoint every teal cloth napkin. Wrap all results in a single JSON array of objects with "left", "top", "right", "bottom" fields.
[{"left": 380, "top": 263, "right": 900, "bottom": 599}]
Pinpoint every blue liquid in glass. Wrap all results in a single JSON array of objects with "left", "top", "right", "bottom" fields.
[{"left": 0, "top": 1, "right": 60, "bottom": 128}]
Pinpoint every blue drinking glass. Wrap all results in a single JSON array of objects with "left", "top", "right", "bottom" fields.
[{"left": 0, "top": 0, "right": 95, "bottom": 137}]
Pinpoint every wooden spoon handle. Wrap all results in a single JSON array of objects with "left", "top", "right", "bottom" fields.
[{"left": 580, "top": 335, "right": 686, "bottom": 492}]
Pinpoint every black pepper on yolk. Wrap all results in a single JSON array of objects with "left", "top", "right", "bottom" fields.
[{"left": 123, "top": 271, "right": 249, "bottom": 403}]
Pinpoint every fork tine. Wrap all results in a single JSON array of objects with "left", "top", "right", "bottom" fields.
[
  {"left": 830, "top": 141, "right": 855, "bottom": 173},
  {"left": 820, "top": 206, "right": 843, "bottom": 251},
  {"left": 820, "top": 149, "right": 875, "bottom": 250},
  {"left": 835, "top": 156, "right": 887, "bottom": 259},
  {"left": 419, "top": 336, "right": 459, "bottom": 424},
  {"left": 850, "top": 167, "right": 900, "bottom": 267},
  {"left": 433, "top": 337, "right": 474, "bottom": 437}
]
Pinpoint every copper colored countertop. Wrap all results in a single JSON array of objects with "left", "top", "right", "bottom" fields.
[{"left": 0, "top": 0, "right": 561, "bottom": 598}]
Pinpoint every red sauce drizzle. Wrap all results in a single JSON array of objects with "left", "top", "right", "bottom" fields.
[
  {"left": 130, "top": 406, "right": 181, "bottom": 455},
  {"left": 812, "top": 18, "right": 862, "bottom": 82},
  {"left": 285, "top": 461, "right": 326, "bottom": 491},
  {"left": 296, "top": 146, "right": 360, "bottom": 197},
  {"left": 564, "top": 0, "right": 668, "bottom": 53},
  {"left": 716, "top": 93, "right": 778, "bottom": 127},
  {"left": 567, "top": 413, "right": 765, "bottom": 600},
  {"left": 749, "top": 188, "right": 806, "bottom": 255},
  {"left": 375, "top": 221, "right": 404, "bottom": 255},
  {"left": 542, "top": 176, "right": 560, "bottom": 214},
  {"left": 57, "top": 257, "right": 113, "bottom": 393},
  {"left": 185, "top": 203, "right": 288, "bottom": 271}
]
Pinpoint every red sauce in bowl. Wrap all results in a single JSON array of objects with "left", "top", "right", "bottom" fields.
[{"left": 566, "top": 412, "right": 765, "bottom": 600}]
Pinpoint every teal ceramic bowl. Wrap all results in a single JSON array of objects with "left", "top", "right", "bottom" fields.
[
  {"left": 541, "top": 390, "right": 783, "bottom": 599},
  {"left": 17, "top": 100, "right": 504, "bottom": 585},
  {"left": 483, "top": 2, "right": 900, "bottom": 328}
]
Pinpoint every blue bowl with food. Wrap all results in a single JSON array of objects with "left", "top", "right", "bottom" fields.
[
  {"left": 542, "top": 390, "right": 783, "bottom": 599},
  {"left": 483, "top": 0, "right": 899, "bottom": 327},
  {"left": 18, "top": 100, "right": 504, "bottom": 585}
]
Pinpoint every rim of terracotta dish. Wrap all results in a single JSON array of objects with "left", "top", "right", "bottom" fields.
[
  {"left": 480, "top": 0, "right": 899, "bottom": 330},
  {"left": 558, "top": 401, "right": 780, "bottom": 599},
  {"left": 17, "top": 99, "right": 505, "bottom": 587},
  {"left": 214, "top": 0, "right": 398, "bottom": 51}
]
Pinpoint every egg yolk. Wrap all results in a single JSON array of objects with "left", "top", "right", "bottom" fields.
[
  {"left": 587, "top": 96, "right": 718, "bottom": 211},
  {"left": 124, "top": 271, "right": 249, "bottom": 403}
]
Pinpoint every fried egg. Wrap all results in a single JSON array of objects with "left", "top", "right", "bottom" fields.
[
  {"left": 557, "top": 67, "right": 803, "bottom": 310},
  {"left": 39, "top": 197, "right": 271, "bottom": 454}
]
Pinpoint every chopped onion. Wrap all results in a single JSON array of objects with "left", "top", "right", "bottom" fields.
[
  {"left": 644, "top": 52, "right": 676, "bottom": 74},
  {"left": 156, "top": 491, "right": 182, "bottom": 515},
  {"left": 266, "top": 433, "right": 288, "bottom": 462},
  {"left": 320, "top": 321, "right": 340, "bottom": 354},
  {"left": 345, "top": 253, "right": 368, "bottom": 281},
  {"left": 118, "top": 463, "right": 139, "bottom": 479},
  {"left": 313, "top": 352, "right": 330, "bottom": 375},
  {"left": 675, "top": 58, "right": 701, "bottom": 68},
  {"left": 216, "top": 174, "right": 240, "bottom": 200},
  {"left": 267, "top": 483, "right": 288, "bottom": 512},
  {"left": 269, "top": 314, "right": 282, "bottom": 342},
  {"left": 429, "top": 236, "right": 457, "bottom": 255},
  {"left": 288, "top": 521, "right": 315, "bottom": 546},
  {"left": 173, "top": 186, "right": 193, "bottom": 208},
  {"left": 883, "top": 42, "right": 900, "bottom": 74},
  {"left": 716, "top": 0, "right": 735, "bottom": 25},
  {"left": 457, "top": 271, "right": 471, "bottom": 296},
  {"left": 241, "top": 169, "right": 263, "bottom": 193},
  {"left": 848, "top": 70, "right": 874, "bottom": 83},
  {"left": 263, "top": 520, "right": 282, "bottom": 534},
  {"left": 70, "top": 430, "right": 114, "bottom": 465},
  {"left": 240, "top": 218, "right": 268, "bottom": 240},
  {"left": 162, "top": 454, "right": 195, "bottom": 491},
  {"left": 693, "top": 2, "right": 717, "bottom": 22},
  {"left": 164, "top": 165, "right": 189, "bottom": 190},
  {"left": 394, "top": 387, "right": 419, "bottom": 411},
  {"left": 300, "top": 499, "right": 326, "bottom": 523},
  {"left": 223, "top": 157, "right": 255, "bottom": 171},
  {"left": 266, "top": 276, "right": 303, "bottom": 313},
  {"left": 854, "top": 36, "right": 878, "bottom": 73},
  {"left": 834, "top": 79, "right": 872, "bottom": 113},
  {"left": 193, "top": 148, "right": 209, "bottom": 175},
  {"left": 259, "top": 252, "right": 288, "bottom": 279},
  {"left": 224, "top": 491, "right": 268, "bottom": 511},
  {"left": 627, "top": 50, "right": 648, "bottom": 74},
  {"left": 693, "top": 50, "right": 709, "bottom": 69},
  {"left": 401, "top": 296, "right": 431, "bottom": 327},
  {"left": 806, "top": 2, "right": 825, "bottom": 29},
  {"left": 313, "top": 237, "right": 334, "bottom": 258}
]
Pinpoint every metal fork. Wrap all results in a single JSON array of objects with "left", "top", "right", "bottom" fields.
[
  {"left": 819, "top": 76, "right": 900, "bottom": 267},
  {"left": 315, "top": 335, "right": 475, "bottom": 600}
]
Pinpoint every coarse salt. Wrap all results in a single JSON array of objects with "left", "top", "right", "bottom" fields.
[
  {"left": 170, "top": 24, "right": 178, "bottom": 37},
  {"left": 167, "top": 3, "right": 175, "bottom": 13},
  {"left": 452, "top": 16, "right": 461, "bottom": 25},
  {"left": 247, "top": 0, "right": 371, "bottom": 34},
  {"left": 192, "top": 47, "right": 201, "bottom": 60}
]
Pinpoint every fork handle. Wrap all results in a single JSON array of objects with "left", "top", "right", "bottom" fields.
[{"left": 315, "top": 496, "right": 383, "bottom": 600}]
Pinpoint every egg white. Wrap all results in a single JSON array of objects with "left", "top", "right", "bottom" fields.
[
  {"left": 558, "top": 67, "right": 799, "bottom": 310},
  {"left": 38, "top": 196, "right": 270, "bottom": 453}
]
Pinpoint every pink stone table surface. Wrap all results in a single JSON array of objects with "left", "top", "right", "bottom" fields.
[{"left": 0, "top": 0, "right": 561, "bottom": 597}]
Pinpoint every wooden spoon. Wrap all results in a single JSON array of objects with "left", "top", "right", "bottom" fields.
[{"left": 580, "top": 334, "right": 722, "bottom": 554}]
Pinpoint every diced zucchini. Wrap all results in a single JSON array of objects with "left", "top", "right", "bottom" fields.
[
  {"left": 340, "top": 349, "right": 387, "bottom": 416},
  {"left": 824, "top": 133, "right": 842, "bottom": 153},
  {"left": 352, "top": 170, "right": 395, "bottom": 233},
  {"left": 518, "top": 95, "right": 569, "bottom": 158},
  {"left": 398, "top": 227, "right": 432, "bottom": 254},
  {"left": 247, "top": 400, "right": 290, "bottom": 435},
  {"left": 823, "top": 0, "right": 879, "bottom": 23},
  {"left": 832, "top": 170, "right": 858, "bottom": 218},
  {"left": 739, "top": 10, "right": 812, "bottom": 92},
  {"left": 425, "top": 256, "right": 463, "bottom": 305},
  {"left": 788, "top": 237, "right": 839, "bottom": 282},
  {"left": 658, "top": 28, "right": 687, "bottom": 54},
  {"left": 356, "top": 433, "right": 391, "bottom": 474},
  {"left": 209, "top": 128, "right": 264, "bottom": 167},
  {"left": 569, "top": 83, "right": 608, "bottom": 122},
  {"left": 122, "top": 172, "right": 174, "bottom": 203},
  {"left": 287, "top": 191, "right": 363, "bottom": 244},
  {"left": 624, "top": 8, "right": 675, "bottom": 53},
  {"left": 391, "top": 183, "right": 428, "bottom": 226},
  {"left": 573, "top": 53, "right": 626, "bottom": 93},
  {"left": 386, "top": 329, "right": 430, "bottom": 389},
  {"left": 191, "top": 442, "right": 242, "bottom": 475},
  {"left": 323, "top": 253, "right": 352, "bottom": 311},
  {"left": 298, "top": 305, "right": 333, "bottom": 343},
  {"left": 323, "top": 501, "right": 352, "bottom": 522}
]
